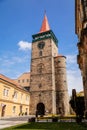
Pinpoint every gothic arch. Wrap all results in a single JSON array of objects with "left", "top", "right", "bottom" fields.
[{"left": 36, "top": 102, "right": 45, "bottom": 116}]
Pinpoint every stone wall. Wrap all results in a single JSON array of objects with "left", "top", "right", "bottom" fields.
[
  {"left": 54, "top": 56, "right": 69, "bottom": 115},
  {"left": 30, "top": 38, "right": 58, "bottom": 115}
]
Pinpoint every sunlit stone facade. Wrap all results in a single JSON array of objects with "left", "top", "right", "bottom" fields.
[{"left": 75, "top": 0, "right": 87, "bottom": 112}]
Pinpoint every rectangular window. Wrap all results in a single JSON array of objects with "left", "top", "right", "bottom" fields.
[
  {"left": 26, "top": 95, "right": 29, "bottom": 101},
  {"left": 6, "top": 90, "right": 9, "bottom": 96},
  {"left": 18, "top": 80, "right": 20, "bottom": 83},
  {"left": 14, "top": 91, "right": 17, "bottom": 99},
  {"left": 22, "top": 79, "right": 24, "bottom": 83},
  {"left": 13, "top": 106, "right": 16, "bottom": 113},
  {"left": 39, "top": 51, "right": 42, "bottom": 56},
  {"left": 27, "top": 79, "right": 29, "bottom": 82},
  {"left": 3, "top": 89, "right": 9, "bottom": 96}
]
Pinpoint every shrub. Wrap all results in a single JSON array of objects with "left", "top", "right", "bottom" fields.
[{"left": 28, "top": 117, "right": 35, "bottom": 122}]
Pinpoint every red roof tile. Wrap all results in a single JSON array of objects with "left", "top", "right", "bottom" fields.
[
  {"left": 0, "top": 74, "right": 17, "bottom": 86},
  {"left": 0, "top": 74, "right": 27, "bottom": 91}
]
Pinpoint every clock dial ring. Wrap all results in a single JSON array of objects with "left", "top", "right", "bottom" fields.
[{"left": 38, "top": 42, "right": 45, "bottom": 49}]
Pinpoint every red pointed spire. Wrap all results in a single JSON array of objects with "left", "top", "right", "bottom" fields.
[{"left": 39, "top": 14, "right": 50, "bottom": 33}]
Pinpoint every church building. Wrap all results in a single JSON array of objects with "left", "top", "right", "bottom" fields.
[{"left": 29, "top": 14, "right": 69, "bottom": 115}]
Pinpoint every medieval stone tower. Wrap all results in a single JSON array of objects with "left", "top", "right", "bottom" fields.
[{"left": 30, "top": 14, "right": 69, "bottom": 115}]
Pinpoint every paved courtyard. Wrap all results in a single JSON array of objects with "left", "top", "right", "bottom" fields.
[{"left": 0, "top": 116, "right": 33, "bottom": 129}]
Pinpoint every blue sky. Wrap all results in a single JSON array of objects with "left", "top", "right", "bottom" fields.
[{"left": 0, "top": 0, "right": 83, "bottom": 95}]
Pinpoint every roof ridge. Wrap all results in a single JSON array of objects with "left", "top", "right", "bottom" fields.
[{"left": 0, "top": 74, "right": 28, "bottom": 92}]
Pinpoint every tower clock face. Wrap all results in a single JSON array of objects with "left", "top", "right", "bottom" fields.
[{"left": 38, "top": 42, "right": 45, "bottom": 49}]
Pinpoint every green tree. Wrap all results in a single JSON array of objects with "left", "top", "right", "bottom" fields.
[{"left": 69, "top": 89, "right": 85, "bottom": 123}]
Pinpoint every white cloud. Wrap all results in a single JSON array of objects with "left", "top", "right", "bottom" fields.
[
  {"left": 66, "top": 55, "right": 83, "bottom": 95},
  {"left": 0, "top": 55, "right": 27, "bottom": 67},
  {"left": 0, "top": 52, "right": 83, "bottom": 96},
  {"left": 0, "top": 53, "right": 30, "bottom": 79},
  {"left": 66, "top": 55, "right": 77, "bottom": 64},
  {"left": 67, "top": 69, "right": 83, "bottom": 95},
  {"left": 18, "top": 41, "right": 31, "bottom": 51}
]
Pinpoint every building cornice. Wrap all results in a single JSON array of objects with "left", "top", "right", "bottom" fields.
[{"left": 32, "top": 30, "right": 58, "bottom": 47}]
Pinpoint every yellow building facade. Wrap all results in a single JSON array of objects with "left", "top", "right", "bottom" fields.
[{"left": 0, "top": 74, "right": 30, "bottom": 117}]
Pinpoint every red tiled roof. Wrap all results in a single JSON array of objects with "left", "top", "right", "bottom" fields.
[
  {"left": 0, "top": 74, "right": 27, "bottom": 91},
  {"left": 0, "top": 74, "right": 17, "bottom": 85},
  {"left": 39, "top": 14, "right": 50, "bottom": 33}
]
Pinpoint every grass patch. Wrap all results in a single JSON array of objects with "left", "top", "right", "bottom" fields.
[{"left": 2, "top": 122, "right": 87, "bottom": 130}]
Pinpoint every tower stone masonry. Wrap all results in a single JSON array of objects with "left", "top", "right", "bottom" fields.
[
  {"left": 30, "top": 14, "right": 69, "bottom": 115},
  {"left": 54, "top": 56, "right": 69, "bottom": 115}
]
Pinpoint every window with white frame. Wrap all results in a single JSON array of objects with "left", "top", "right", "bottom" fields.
[
  {"left": 6, "top": 90, "right": 9, "bottom": 96},
  {"left": 14, "top": 91, "right": 17, "bottom": 99},
  {"left": 3, "top": 89, "right": 9, "bottom": 96},
  {"left": 26, "top": 95, "right": 29, "bottom": 101},
  {"left": 13, "top": 106, "right": 16, "bottom": 113}
]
